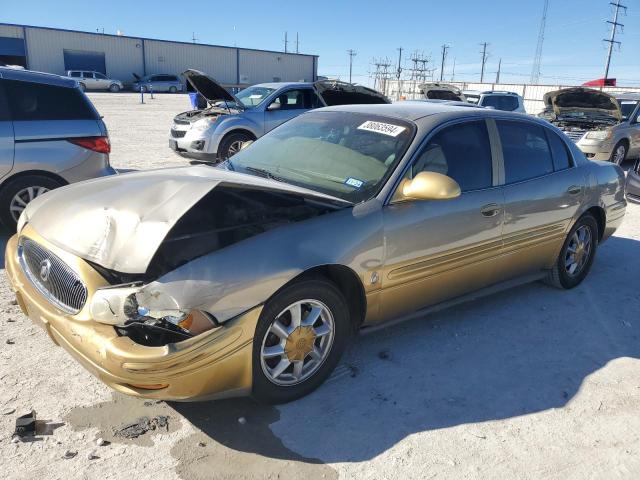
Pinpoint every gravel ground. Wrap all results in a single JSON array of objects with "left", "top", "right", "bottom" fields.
[{"left": 1, "top": 93, "right": 639, "bottom": 480}]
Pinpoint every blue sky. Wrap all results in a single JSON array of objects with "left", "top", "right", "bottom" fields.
[{"left": 3, "top": 0, "right": 640, "bottom": 85}]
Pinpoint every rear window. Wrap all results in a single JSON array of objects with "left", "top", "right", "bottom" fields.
[
  {"left": 482, "top": 95, "right": 519, "bottom": 111},
  {"left": 3, "top": 79, "right": 97, "bottom": 121},
  {"left": 497, "top": 120, "right": 554, "bottom": 183},
  {"left": 425, "top": 90, "right": 463, "bottom": 101}
]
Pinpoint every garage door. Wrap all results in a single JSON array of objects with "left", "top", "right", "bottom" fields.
[
  {"left": 0, "top": 36, "right": 27, "bottom": 67},
  {"left": 63, "top": 49, "right": 106, "bottom": 74}
]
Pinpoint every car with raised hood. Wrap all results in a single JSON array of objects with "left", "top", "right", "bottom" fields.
[
  {"left": 169, "top": 69, "right": 390, "bottom": 162},
  {"left": 0, "top": 66, "right": 116, "bottom": 229},
  {"left": 418, "top": 83, "right": 466, "bottom": 102},
  {"left": 6, "top": 102, "right": 626, "bottom": 404},
  {"left": 540, "top": 88, "right": 640, "bottom": 164}
]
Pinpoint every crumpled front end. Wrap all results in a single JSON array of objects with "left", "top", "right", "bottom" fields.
[{"left": 5, "top": 225, "right": 261, "bottom": 401}]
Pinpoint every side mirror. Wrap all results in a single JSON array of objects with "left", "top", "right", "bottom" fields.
[
  {"left": 267, "top": 101, "right": 281, "bottom": 111},
  {"left": 399, "top": 171, "right": 461, "bottom": 201}
]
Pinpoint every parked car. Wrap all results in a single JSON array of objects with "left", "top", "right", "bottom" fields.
[
  {"left": 6, "top": 102, "right": 626, "bottom": 404},
  {"left": 0, "top": 67, "right": 116, "bottom": 229},
  {"left": 66, "top": 70, "right": 123, "bottom": 92},
  {"left": 626, "top": 158, "right": 640, "bottom": 203},
  {"left": 463, "top": 90, "right": 526, "bottom": 113},
  {"left": 170, "top": 69, "right": 390, "bottom": 161},
  {"left": 133, "top": 74, "right": 183, "bottom": 93},
  {"left": 418, "top": 83, "right": 466, "bottom": 102},
  {"left": 539, "top": 88, "right": 640, "bottom": 164}
]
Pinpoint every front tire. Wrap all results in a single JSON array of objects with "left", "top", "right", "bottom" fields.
[
  {"left": 545, "top": 213, "right": 598, "bottom": 289},
  {"left": 109, "top": 84, "right": 121, "bottom": 93},
  {"left": 217, "top": 132, "right": 253, "bottom": 160},
  {"left": 252, "top": 278, "right": 351, "bottom": 404},
  {"left": 0, "top": 175, "right": 64, "bottom": 230},
  {"left": 169, "top": 86, "right": 177, "bottom": 93},
  {"left": 610, "top": 141, "right": 628, "bottom": 165}
]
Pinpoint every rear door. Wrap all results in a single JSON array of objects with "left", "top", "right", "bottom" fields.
[
  {"left": 93, "top": 72, "right": 110, "bottom": 89},
  {"left": 263, "top": 88, "right": 317, "bottom": 133},
  {"left": 0, "top": 79, "right": 15, "bottom": 180},
  {"left": 498, "top": 119, "right": 583, "bottom": 275}
]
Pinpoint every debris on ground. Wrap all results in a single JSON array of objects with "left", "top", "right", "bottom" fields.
[
  {"left": 237, "top": 417, "right": 247, "bottom": 425},
  {"left": 8, "top": 299, "right": 17, "bottom": 306},
  {"left": 2, "top": 407, "right": 16, "bottom": 415},
  {"left": 96, "top": 437, "right": 109, "bottom": 447},
  {"left": 13, "top": 411, "right": 36, "bottom": 438},
  {"left": 87, "top": 450, "right": 100, "bottom": 460},
  {"left": 113, "top": 416, "right": 169, "bottom": 439},
  {"left": 198, "top": 441, "right": 206, "bottom": 447},
  {"left": 62, "top": 450, "right": 78, "bottom": 459},
  {"left": 6, "top": 339, "right": 15, "bottom": 345}
]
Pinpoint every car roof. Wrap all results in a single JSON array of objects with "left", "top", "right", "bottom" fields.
[
  {"left": 317, "top": 101, "right": 504, "bottom": 121},
  {"left": 252, "top": 82, "right": 314, "bottom": 89},
  {"left": 463, "top": 89, "right": 519, "bottom": 96},
  {"left": 0, "top": 66, "right": 77, "bottom": 88},
  {"left": 614, "top": 93, "right": 640, "bottom": 101}
]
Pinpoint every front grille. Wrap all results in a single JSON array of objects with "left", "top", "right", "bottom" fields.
[
  {"left": 561, "top": 128, "right": 586, "bottom": 143},
  {"left": 173, "top": 118, "right": 191, "bottom": 126},
  {"left": 171, "top": 128, "right": 186, "bottom": 138},
  {"left": 19, "top": 238, "right": 88, "bottom": 314}
]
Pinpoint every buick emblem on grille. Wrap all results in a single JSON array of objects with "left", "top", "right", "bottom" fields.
[{"left": 39, "top": 258, "right": 52, "bottom": 282}]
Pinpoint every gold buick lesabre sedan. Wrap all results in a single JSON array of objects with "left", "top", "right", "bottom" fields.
[{"left": 6, "top": 103, "right": 626, "bottom": 404}]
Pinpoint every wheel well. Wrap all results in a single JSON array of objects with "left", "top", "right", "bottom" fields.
[
  {"left": 280, "top": 265, "right": 367, "bottom": 332},
  {"left": 223, "top": 129, "right": 257, "bottom": 142},
  {"left": 585, "top": 206, "right": 605, "bottom": 242},
  {"left": 0, "top": 170, "right": 68, "bottom": 192}
]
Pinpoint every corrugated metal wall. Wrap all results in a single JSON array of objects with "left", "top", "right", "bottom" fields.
[
  {"left": 0, "top": 24, "right": 317, "bottom": 88},
  {"left": 144, "top": 40, "right": 237, "bottom": 84},
  {"left": 239, "top": 49, "right": 314, "bottom": 84},
  {"left": 25, "top": 28, "right": 142, "bottom": 81}
]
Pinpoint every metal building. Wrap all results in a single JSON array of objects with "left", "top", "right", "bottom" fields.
[{"left": 0, "top": 23, "right": 318, "bottom": 88}]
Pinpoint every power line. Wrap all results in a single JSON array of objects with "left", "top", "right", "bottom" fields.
[
  {"left": 603, "top": 0, "right": 627, "bottom": 83},
  {"left": 479, "top": 42, "right": 489, "bottom": 82},
  {"left": 347, "top": 49, "right": 357, "bottom": 83},
  {"left": 530, "top": 0, "right": 549, "bottom": 84}
]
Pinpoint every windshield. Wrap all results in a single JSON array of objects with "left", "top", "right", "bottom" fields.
[
  {"left": 228, "top": 111, "right": 415, "bottom": 203},
  {"left": 618, "top": 100, "right": 639, "bottom": 120},
  {"left": 235, "top": 86, "right": 277, "bottom": 108},
  {"left": 466, "top": 95, "right": 480, "bottom": 105}
]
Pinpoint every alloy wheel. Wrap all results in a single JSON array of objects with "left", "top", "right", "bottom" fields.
[
  {"left": 10, "top": 186, "right": 50, "bottom": 222},
  {"left": 226, "top": 140, "right": 244, "bottom": 158},
  {"left": 612, "top": 144, "right": 626, "bottom": 165},
  {"left": 564, "top": 225, "right": 592, "bottom": 277},
  {"left": 260, "top": 299, "right": 335, "bottom": 386}
]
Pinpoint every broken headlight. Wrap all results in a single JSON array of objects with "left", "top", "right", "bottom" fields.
[{"left": 585, "top": 129, "right": 613, "bottom": 141}]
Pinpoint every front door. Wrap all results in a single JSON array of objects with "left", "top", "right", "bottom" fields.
[
  {"left": 380, "top": 119, "right": 505, "bottom": 321},
  {"left": 263, "top": 89, "right": 318, "bottom": 133},
  {"left": 497, "top": 119, "right": 584, "bottom": 275},
  {"left": 0, "top": 80, "right": 14, "bottom": 180}
]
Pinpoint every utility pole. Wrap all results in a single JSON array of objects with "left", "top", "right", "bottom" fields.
[
  {"left": 496, "top": 58, "right": 502, "bottom": 83},
  {"left": 451, "top": 58, "right": 456, "bottom": 82},
  {"left": 191, "top": 32, "right": 198, "bottom": 44},
  {"left": 396, "top": 47, "right": 403, "bottom": 99},
  {"left": 479, "top": 42, "right": 489, "bottom": 83},
  {"left": 439, "top": 44, "right": 449, "bottom": 81},
  {"left": 295, "top": 32, "right": 299, "bottom": 54},
  {"left": 603, "top": 0, "right": 627, "bottom": 85},
  {"left": 530, "top": 0, "right": 549, "bottom": 84},
  {"left": 284, "top": 32, "right": 288, "bottom": 53},
  {"left": 347, "top": 49, "right": 357, "bottom": 83}
]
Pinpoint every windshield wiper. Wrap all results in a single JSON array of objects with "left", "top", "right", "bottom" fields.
[{"left": 243, "top": 166, "right": 285, "bottom": 182}]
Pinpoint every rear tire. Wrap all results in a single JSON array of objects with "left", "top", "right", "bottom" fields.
[
  {"left": 545, "top": 213, "right": 598, "bottom": 289},
  {"left": 0, "top": 175, "right": 64, "bottom": 231},
  {"left": 217, "top": 132, "right": 253, "bottom": 160},
  {"left": 252, "top": 278, "right": 351, "bottom": 404}
]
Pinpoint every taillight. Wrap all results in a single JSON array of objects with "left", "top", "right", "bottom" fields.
[{"left": 68, "top": 136, "right": 111, "bottom": 154}]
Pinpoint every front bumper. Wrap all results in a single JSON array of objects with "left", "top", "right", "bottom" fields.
[
  {"left": 5, "top": 226, "right": 261, "bottom": 401},
  {"left": 576, "top": 140, "right": 613, "bottom": 161}
]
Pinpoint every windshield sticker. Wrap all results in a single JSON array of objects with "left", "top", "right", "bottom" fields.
[
  {"left": 620, "top": 101, "right": 637, "bottom": 104},
  {"left": 249, "top": 94, "right": 263, "bottom": 99},
  {"left": 358, "top": 121, "right": 406, "bottom": 137},
  {"left": 345, "top": 177, "right": 364, "bottom": 188}
]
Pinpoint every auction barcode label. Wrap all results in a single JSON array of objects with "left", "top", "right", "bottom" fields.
[{"left": 357, "top": 121, "right": 406, "bottom": 137}]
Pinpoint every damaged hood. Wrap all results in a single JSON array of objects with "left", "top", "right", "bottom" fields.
[
  {"left": 543, "top": 87, "right": 622, "bottom": 121},
  {"left": 21, "top": 166, "right": 344, "bottom": 274},
  {"left": 182, "top": 69, "right": 241, "bottom": 106},
  {"left": 315, "top": 80, "right": 390, "bottom": 105}
]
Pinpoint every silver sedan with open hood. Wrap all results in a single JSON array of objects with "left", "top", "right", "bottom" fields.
[
  {"left": 169, "top": 69, "right": 390, "bottom": 162},
  {"left": 7, "top": 103, "right": 626, "bottom": 403},
  {"left": 540, "top": 87, "right": 640, "bottom": 164}
]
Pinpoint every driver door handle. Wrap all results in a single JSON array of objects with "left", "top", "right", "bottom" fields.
[
  {"left": 567, "top": 185, "right": 582, "bottom": 195},
  {"left": 480, "top": 203, "right": 501, "bottom": 217}
]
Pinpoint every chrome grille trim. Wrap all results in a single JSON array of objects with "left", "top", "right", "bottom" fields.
[
  {"left": 561, "top": 129, "right": 587, "bottom": 143},
  {"left": 18, "top": 238, "right": 88, "bottom": 314}
]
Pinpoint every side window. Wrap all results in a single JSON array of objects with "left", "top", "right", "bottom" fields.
[
  {"left": 497, "top": 120, "right": 554, "bottom": 183},
  {"left": 273, "top": 89, "right": 314, "bottom": 110},
  {"left": 546, "top": 129, "right": 572, "bottom": 171},
  {"left": 94, "top": 72, "right": 107, "bottom": 79},
  {"left": 69, "top": 71, "right": 81, "bottom": 78},
  {"left": 168, "top": 75, "right": 179, "bottom": 82},
  {"left": 0, "top": 81, "right": 10, "bottom": 121},
  {"left": 3, "top": 79, "right": 97, "bottom": 121},
  {"left": 412, "top": 120, "right": 493, "bottom": 192},
  {"left": 150, "top": 75, "right": 161, "bottom": 82}
]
